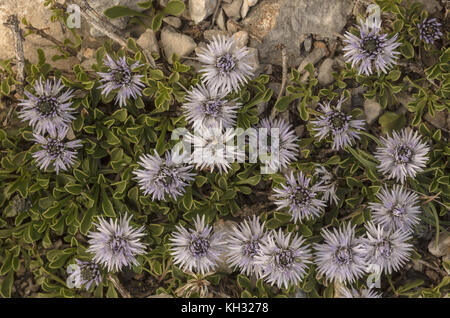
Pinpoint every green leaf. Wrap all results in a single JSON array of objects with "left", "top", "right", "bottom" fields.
[
  {"left": 163, "top": 0, "right": 186, "bottom": 16},
  {"left": 1, "top": 80, "right": 10, "bottom": 96},
  {"left": 378, "top": 112, "right": 406, "bottom": 134},
  {"left": 237, "top": 274, "right": 252, "bottom": 290},
  {"left": 149, "top": 224, "right": 164, "bottom": 236},
  {"left": 64, "top": 183, "right": 83, "bottom": 195},
  {"left": 152, "top": 13, "right": 164, "bottom": 31},
  {"left": 400, "top": 41, "right": 414, "bottom": 59},
  {"left": 274, "top": 94, "right": 299, "bottom": 112},
  {"left": 0, "top": 271, "right": 14, "bottom": 298},
  {"left": 103, "top": 6, "right": 147, "bottom": 19}
]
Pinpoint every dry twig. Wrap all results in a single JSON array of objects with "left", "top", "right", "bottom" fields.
[
  {"left": 67, "top": 0, "right": 157, "bottom": 68},
  {"left": 107, "top": 274, "right": 131, "bottom": 298}
]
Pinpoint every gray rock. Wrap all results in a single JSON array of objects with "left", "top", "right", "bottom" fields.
[
  {"left": 364, "top": 98, "right": 383, "bottom": 125},
  {"left": 223, "top": 0, "right": 243, "bottom": 19},
  {"left": 242, "top": 0, "right": 352, "bottom": 66},
  {"left": 428, "top": 232, "right": 450, "bottom": 258},
  {"left": 241, "top": 0, "right": 258, "bottom": 19},
  {"left": 303, "top": 36, "right": 312, "bottom": 53},
  {"left": 189, "top": 0, "right": 217, "bottom": 24},
  {"left": 232, "top": 30, "right": 249, "bottom": 48},
  {"left": 136, "top": 29, "right": 159, "bottom": 54},
  {"left": 163, "top": 16, "right": 182, "bottom": 29},
  {"left": 318, "top": 58, "right": 335, "bottom": 86},
  {"left": 160, "top": 27, "right": 197, "bottom": 63}
]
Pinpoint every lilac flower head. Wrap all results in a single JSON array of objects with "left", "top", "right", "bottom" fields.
[
  {"left": 314, "top": 223, "right": 366, "bottom": 284},
  {"left": 338, "top": 285, "right": 382, "bottom": 298},
  {"left": 312, "top": 96, "right": 365, "bottom": 151},
  {"left": 170, "top": 215, "right": 226, "bottom": 275},
  {"left": 343, "top": 19, "right": 401, "bottom": 75},
  {"left": 32, "top": 126, "right": 82, "bottom": 174},
  {"left": 417, "top": 18, "right": 443, "bottom": 45},
  {"left": 18, "top": 77, "right": 76, "bottom": 135},
  {"left": 258, "top": 118, "right": 299, "bottom": 171},
  {"left": 273, "top": 171, "right": 327, "bottom": 223},
  {"left": 68, "top": 259, "right": 103, "bottom": 290},
  {"left": 225, "top": 216, "right": 268, "bottom": 277},
  {"left": 182, "top": 82, "right": 241, "bottom": 130},
  {"left": 314, "top": 165, "right": 339, "bottom": 205},
  {"left": 255, "top": 229, "right": 312, "bottom": 289},
  {"left": 133, "top": 150, "right": 195, "bottom": 201},
  {"left": 87, "top": 212, "right": 146, "bottom": 272},
  {"left": 361, "top": 222, "right": 413, "bottom": 274},
  {"left": 374, "top": 129, "right": 429, "bottom": 183},
  {"left": 370, "top": 185, "right": 422, "bottom": 233},
  {"left": 197, "top": 36, "right": 254, "bottom": 93},
  {"left": 185, "top": 124, "right": 240, "bottom": 174},
  {"left": 98, "top": 54, "right": 145, "bottom": 107}
]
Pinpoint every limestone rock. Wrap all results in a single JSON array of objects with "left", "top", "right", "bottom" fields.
[{"left": 160, "top": 27, "right": 196, "bottom": 63}]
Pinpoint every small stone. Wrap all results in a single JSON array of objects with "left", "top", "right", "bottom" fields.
[
  {"left": 317, "top": 58, "right": 335, "bottom": 86},
  {"left": 160, "top": 27, "right": 197, "bottom": 64},
  {"left": 247, "top": 47, "right": 260, "bottom": 74},
  {"left": 303, "top": 36, "right": 312, "bottom": 52},
  {"left": 232, "top": 30, "right": 249, "bottom": 48},
  {"left": 261, "top": 63, "right": 273, "bottom": 75},
  {"left": 223, "top": 0, "right": 243, "bottom": 19},
  {"left": 364, "top": 98, "right": 383, "bottom": 125},
  {"left": 189, "top": 0, "right": 217, "bottom": 24},
  {"left": 428, "top": 232, "right": 450, "bottom": 258},
  {"left": 136, "top": 29, "right": 159, "bottom": 54},
  {"left": 424, "top": 111, "right": 448, "bottom": 131},
  {"left": 83, "top": 48, "right": 95, "bottom": 59},
  {"left": 241, "top": 0, "right": 258, "bottom": 19},
  {"left": 216, "top": 8, "right": 226, "bottom": 30},
  {"left": 227, "top": 19, "right": 240, "bottom": 33},
  {"left": 412, "top": 259, "right": 424, "bottom": 272},
  {"left": 163, "top": 16, "right": 182, "bottom": 29}
]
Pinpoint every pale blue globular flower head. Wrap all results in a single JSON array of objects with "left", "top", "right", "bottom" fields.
[
  {"left": 197, "top": 36, "right": 254, "bottom": 93},
  {"left": 170, "top": 215, "right": 226, "bottom": 275},
  {"left": 32, "top": 126, "right": 82, "bottom": 174},
  {"left": 370, "top": 185, "right": 422, "bottom": 233},
  {"left": 225, "top": 216, "right": 268, "bottom": 277},
  {"left": 133, "top": 150, "right": 195, "bottom": 201},
  {"left": 311, "top": 96, "right": 365, "bottom": 151},
  {"left": 257, "top": 117, "right": 299, "bottom": 171},
  {"left": 87, "top": 212, "right": 146, "bottom": 272},
  {"left": 68, "top": 259, "right": 103, "bottom": 290},
  {"left": 314, "top": 223, "right": 366, "bottom": 284},
  {"left": 18, "top": 77, "right": 76, "bottom": 135},
  {"left": 185, "top": 123, "right": 240, "bottom": 174},
  {"left": 255, "top": 229, "right": 312, "bottom": 289},
  {"left": 417, "top": 18, "right": 443, "bottom": 45},
  {"left": 361, "top": 222, "right": 413, "bottom": 275},
  {"left": 338, "top": 285, "right": 382, "bottom": 298},
  {"left": 314, "top": 165, "right": 339, "bottom": 206},
  {"left": 343, "top": 18, "right": 401, "bottom": 76},
  {"left": 273, "top": 171, "right": 327, "bottom": 223},
  {"left": 97, "top": 54, "right": 145, "bottom": 107},
  {"left": 374, "top": 128, "right": 429, "bottom": 183},
  {"left": 182, "top": 82, "right": 241, "bottom": 130}
]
